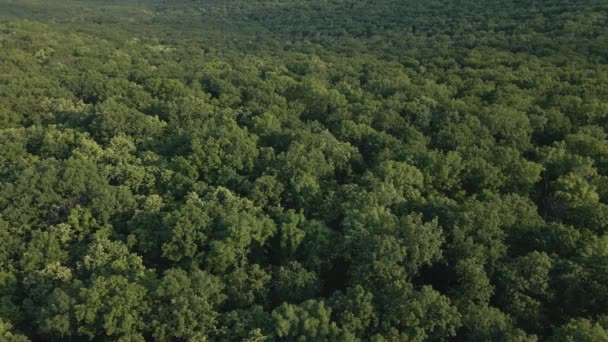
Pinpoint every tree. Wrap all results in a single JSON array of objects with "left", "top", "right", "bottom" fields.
[
  {"left": 272, "top": 262, "right": 320, "bottom": 305},
  {"left": 550, "top": 318, "right": 608, "bottom": 342},
  {"left": 152, "top": 268, "right": 226, "bottom": 340},
  {"left": 329, "top": 285, "right": 377, "bottom": 337},
  {"left": 496, "top": 252, "right": 553, "bottom": 333},
  {"left": 160, "top": 192, "right": 212, "bottom": 263},
  {"left": 0, "top": 320, "right": 30, "bottom": 342},
  {"left": 91, "top": 97, "right": 164, "bottom": 144},
  {"left": 74, "top": 275, "right": 150, "bottom": 340},
  {"left": 272, "top": 299, "right": 343, "bottom": 341}
]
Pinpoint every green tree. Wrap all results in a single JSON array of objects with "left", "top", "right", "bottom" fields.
[
  {"left": 272, "top": 299, "right": 343, "bottom": 341},
  {"left": 74, "top": 275, "right": 150, "bottom": 340},
  {"left": 152, "top": 268, "right": 226, "bottom": 340}
]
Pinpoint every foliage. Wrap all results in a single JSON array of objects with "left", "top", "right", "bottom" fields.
[{"left": 0, "top": 0, "right": 607, "bottom": 339}]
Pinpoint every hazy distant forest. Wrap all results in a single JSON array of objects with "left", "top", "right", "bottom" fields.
[{"left": 1, "top": 0, "right": 608, "bottom": 340}]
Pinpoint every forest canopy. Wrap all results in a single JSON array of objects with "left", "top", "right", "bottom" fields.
[{"left": 1, "top": 0, "right": 608, "bottom": 340}]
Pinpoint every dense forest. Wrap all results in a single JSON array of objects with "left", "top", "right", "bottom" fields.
[{"left": 1, "top": 0, "right": 608, "bottom": 340}]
